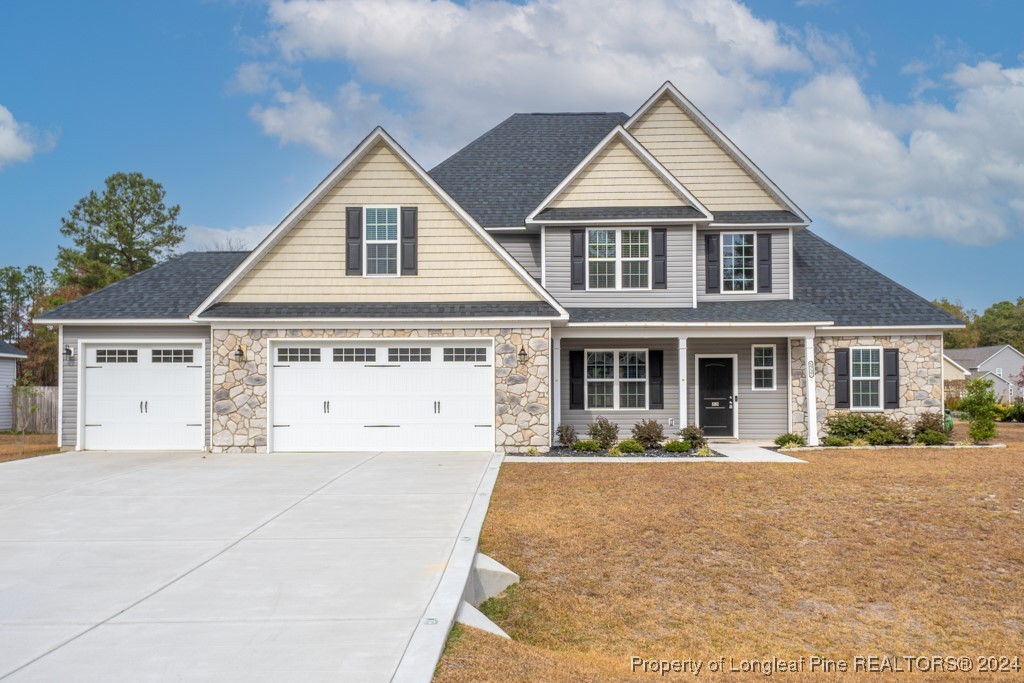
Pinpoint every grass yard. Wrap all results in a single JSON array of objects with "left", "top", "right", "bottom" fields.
[
  {"left": 0, "top": 432, "right": 59, "bottom": 463},
  {"left": 435, "top": 423, "right": 1024, "bottom": 681}
]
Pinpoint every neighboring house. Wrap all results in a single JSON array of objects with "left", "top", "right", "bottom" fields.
[
  {"left": 943, "top": 354, "right": 969, "bottom": 382},
  {"left": 35, "top": 82, "right": 961, "bottom": 453},
  {"left": 945, "top": 345, "right": 1024, "bottom": 403},
  {"left": 0, "top": 341, "right": 27, "bottom": 431}
]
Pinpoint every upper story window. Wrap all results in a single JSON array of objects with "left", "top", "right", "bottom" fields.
[
  {"left": 722, "top": 233, "right": 755, "bottom": 292},
  {"left": 365, "top": 207, "right": 399, "bottom": 276},
  {"left": 587, "top": 228, "right": 650, "bottom": 290},
  {"left": 851, "top": 347, "right": 882, "bottom": 410}
]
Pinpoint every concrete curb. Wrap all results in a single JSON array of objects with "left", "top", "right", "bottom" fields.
[
  {"left": 391, "top": 452, "right": 504, "bottom": 683},
  {"left": 781, "top": 443, "right": 1008, "bottom": 452}
]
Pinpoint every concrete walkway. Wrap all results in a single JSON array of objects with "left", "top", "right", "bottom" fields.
[
  {"left": 506, "top": 442, "right": 804, "bottom": 463},
  {"left": 0, "top": 449, "right": 498, "bottom": 682}
]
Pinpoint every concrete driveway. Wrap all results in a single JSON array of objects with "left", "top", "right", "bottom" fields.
[{"left": 0, "top": 449, "right": 497, "bottom": 682}]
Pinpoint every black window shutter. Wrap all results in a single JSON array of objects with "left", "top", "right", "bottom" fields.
[
  {"left": 884, "top": 348, "right": 900, "bottom": 409},
  {"left": 834, "top": 348, "right": 850, "bottom": 409},
  {"left": 652, "top": 228, "right": 667, "bottom": 289},
  {"left": 569, "top": 350, "right": 584, "bottom": 409},
  {"left": 757, "top": 232, "right": 772, "bottom": 293},
  {"left": 649, "top": 349, "right": 664, "bottom": 409},
  {"left": 705, "top": 233, "right": 720, "bottom": 294},
  {"left": 400, "top": 206, "right": 418, "bottom": 275},
  {"left": 345, "top": 207, "right": 362, "bottom": 275},
  {"left": 570, "top": 229, "right": 586, "bottom": 290}
]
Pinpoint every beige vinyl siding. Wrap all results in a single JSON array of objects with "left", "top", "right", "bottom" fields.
[
  {"left": 687, "top": 338, "right": 790, "bottom": 439},
  {"left": 548, "top": 138, "right": 687, "bottom": 209},
  {"left": 544, "top": 225, "right": 693, "bottom": 307},
  {"left": 61, "top": 325, "right": 212, "bottom": 449},
  {"left": 696, "top": 228, "right": 789, "bottom": 302},
  {"left": 223, "top": 142, "right": 540, "bottom": 303},
  {"left": 559, "top": 338, "right": 679, "bottom": 440},
  {"left": 630, "top": 94, "right": 783, "bottom": 211},
  {"left": 492, "top": 232, "right": 541, "bottom": 279},
  {"left": 942, "top": 357, "right": 967, "bottom": 382}
]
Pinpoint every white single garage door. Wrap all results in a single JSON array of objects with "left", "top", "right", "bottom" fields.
[
  {"left": 81, "top": 343, "right": 205, "bottom": 450},
  {"left": 271, "top": 340, "right": 494, "bottom": 452}
]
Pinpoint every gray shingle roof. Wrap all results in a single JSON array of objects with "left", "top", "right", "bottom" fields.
[
  {"left": 198, "top": 302, "right": 559, "bottom": 319},
  {"left": 712, "top": 210, "right": 803, "bottom": 224},
  {"left": 0, "top": 340, "right": 27, "bottom": 358},
  {"left": 945, "top": 345, "right": 1010, "bottom": 369},
  {"left": 535, "top": 206, "right": 704, "bottom": 222},
  {"left": 568, "top": 300, "right": 828, "bottom": 324},
  {"left": 36, "top": 252, "right": 249, "bottom": 320},
  {"left": 792, "top": 230, "right": 962, "bottom": 327},
  {"left": 429, "top": 112, "right": 628, "bottom": 228}
]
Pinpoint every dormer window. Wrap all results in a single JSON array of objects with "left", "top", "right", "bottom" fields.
[{"left": 721, "top": 232, "right": 755, "bottom": 292}]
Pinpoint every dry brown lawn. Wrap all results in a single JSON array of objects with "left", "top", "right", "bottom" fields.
[
  {"left": 435, "top": 423, "right": 1024, "bottom": 681},
  {"left": 0, "top": 432, "right": 59, "bottom": 463}
]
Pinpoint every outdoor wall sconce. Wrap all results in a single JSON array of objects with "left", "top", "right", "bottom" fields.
[
  {"left": 234, "top": 346, "right": 246, "bottom": 363},
  {"left": 63, "top": 345, "right": 75, "bottom": 365},
  {"left": 517, "top": 346, "right": 528, "bottom": 365}
]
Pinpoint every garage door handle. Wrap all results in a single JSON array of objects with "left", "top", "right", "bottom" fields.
[
  {"left": 145, "top": 401, "right": 148, "bottom": 414},
  {"left": 139, "top": 401, "right": 143, "bottom": 414},
  {"left": 326, "top": 400, "right": 330, "bottom": 413}
]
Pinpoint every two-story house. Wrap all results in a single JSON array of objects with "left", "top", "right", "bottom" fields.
[
  {"left": 945, "top": 345, "right": 1024, "bottom": 404},
  {"left": 36, "top": 82, "right": 961, "bottom": 452}
]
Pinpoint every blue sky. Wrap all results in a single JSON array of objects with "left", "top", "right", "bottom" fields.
[{"left": 1, "top": 0, "right": 1021, "bottom": 313}]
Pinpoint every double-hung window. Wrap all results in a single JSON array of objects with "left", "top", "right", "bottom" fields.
[
  {"left": 851, "top": 347, "right": 882, "bottom": 410},
  {"left": 585, "top": 350, "right": 648, "bottom": 409},
  {"left": 721, "top": 233, "right": 755, "bottom": 292},
  {"left": 587, "top": 228, "right": 650, "bottom": 290},
  {"left": 364, "top": 207, "right": 399, "bottom": 276},
  {"left": 752, "top": 345, "right": 776, "bottom": 390}
]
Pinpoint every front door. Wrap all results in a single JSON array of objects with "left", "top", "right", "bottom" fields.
[{"left": 698, "top": 357, "right": 734, "bottom": 438}]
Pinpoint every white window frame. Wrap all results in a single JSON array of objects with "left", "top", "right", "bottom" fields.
[
  {"left": 585, "top": 227, "right": 652, "bottom": 291},
  {"left": 363, "top": 206, "right": 400, "bottom": 278},
  {"left": 751, "top": 344, "right": 776, "bottom": 391},
  {"left": 850, "top": 346, "right": 883, "bottom": 411},
  {"left": 583, "top": 348, "right": 649, "bottom": 410},
  {"left": 995, "top": 367, "right": 1003, "bottom": 377},
  {"left": 720, "top": 231, "right": 757, "bottom": 294}
]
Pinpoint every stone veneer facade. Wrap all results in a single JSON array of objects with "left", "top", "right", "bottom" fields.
[
  {"left": 211, "top": 327, "right": 550, "bottom": 454},
  {"left": 790, "top": 334, "right": 943, "bottom": 439}
]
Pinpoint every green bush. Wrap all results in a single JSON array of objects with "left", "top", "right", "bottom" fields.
[
  {"left": 824, "top": 413, "right": 910, "bottom": 445},
  {"left": 588, "top": 417, "right": 619, "bottom": 450},
  {"left": 631, "top": 419, "right": 664, "bottom": 450},
  {"left": 606, "top": 445, "right": 622, "bottom": 457},
  {"left": 961, "top": 378, "right": 999, "bottom": 443},
  {"left": 556, "top": 424, "right": 577, "bottom": 447},
  {"left": 678, "top": 424, "right": 707, "bottom": 449},
  {"left": 992, "top": 404, "right": 1010, "bottom": 422},
  {"left": 694, "top": 445, "right": 716, "bottom": 457},
  {"left": 618, "top": 439, "right": 645, "bottom": 453},
  {"left": 572, "top": 439, "right": 600, "bottom": 452},
  {"left": 664, "top": 440, "right": 691, "bottom": 453},
  {"left": 916, "top": 430, "right": 949, "bottom": 445},
  {"left": 913, "top": 412, "right": 949, "bottom": 436},
  {"left": 945, "top": 394, "right": 962, "bottom": 412},
  {"left": 773, "top": 433, "right": 806, "bottom": 447},
  {"left": 822, "top": 435, "right": 849, "bottom": 447},
  {"left": 1007, "top": 402, "right": 1024, "bottom": 422}
]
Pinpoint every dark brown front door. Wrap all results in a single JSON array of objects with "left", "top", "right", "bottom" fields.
[{"left": 699, "top": 358, "right": 734, "bottom": 437}]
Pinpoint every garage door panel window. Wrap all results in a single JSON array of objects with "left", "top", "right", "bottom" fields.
[
  {"left": 96, "top": 349, "right": 137, "bottom": 363},
  {"left": 585, "top": 350, "right": 647, "bottom": 410},
  {"left": 152, "top": 349, "right": 194, "bottom": 364},
  {"left": 389, "top": 347, "right": 431, "bottom": 362},
  {"left": 443, "top": 347, "right": 487, "bottom": 362},
  {"left": 334, "top": 348, "right": 376, "bottom": 362},
  {"left": 278, "top": 348, "right": 321, "bottom": 363}
]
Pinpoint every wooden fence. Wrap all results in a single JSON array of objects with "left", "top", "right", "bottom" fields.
[{"left": 12, "top": 386, "right": 58, "bottom": 433}]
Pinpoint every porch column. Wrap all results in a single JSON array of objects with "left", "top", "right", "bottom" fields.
[
  {"left": 678, "top": 335, "right": 688, "bottom": 428},
  {"left": 804, "top": 335, "right": 819, "bottom": 446},
  {"left": 551, "top": 336, "right": 561, "bottom": 433}
]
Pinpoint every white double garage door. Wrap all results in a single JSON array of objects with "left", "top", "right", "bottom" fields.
[{"left": 81, "top": 339, "right": 495, "bottom": 452}]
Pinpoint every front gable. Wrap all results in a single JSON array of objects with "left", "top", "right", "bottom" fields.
[{"left": 216, "top": 134, "right": 547, "bottom": 305}]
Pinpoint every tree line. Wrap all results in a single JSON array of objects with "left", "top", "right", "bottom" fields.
[
  {"left": 1, "top": 172, "right": 185, "bottom": 385},
  {"left": 933, "top": 298, "right": 1024, "bottom": 352}
]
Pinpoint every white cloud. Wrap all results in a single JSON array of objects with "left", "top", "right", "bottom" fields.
[
  {"left": 0, "top": 105, "right": 55, "bottom": 170},
  {"left": 183, "top": 224, "right": 273, "bottom": 252}
]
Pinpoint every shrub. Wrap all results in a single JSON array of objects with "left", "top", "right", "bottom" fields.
[
  {"left": 631, "top": 419, "right": 664, "bottom": 450},
  {"left": 525, "top": 447, "right": 540, "bottom": 456},
  {"left": 588, "top": 417, "right": 619, "bottom": 450},
  {"left": 618, "top": 439, "right": 644, "bottom": 454},
  {"left": 945, "top": 394, "right": 962, "bottom": 412},
  {"left": 773, "top": 433, "right": 806, "bottom": 448},
  {"left": 572, "top": 439, "right": 600, "bottom": 452},
  {"left": 606, "top": 445, "right": 622, "bottom": 457},
  {"left": 961, "top": 378, "right": 999, "bottom": 443},
  {"left": 969, "top": 419, "right": 998, "bottom": 443},
  {"left": 824, "top": 413, "right": 910, "bottom": 445},
  {"left": 664, "top": 440, "right": 691, "bottom": 453},
  {"left": 913, "top": 412, "right": 949, "bottom": 436},
  {"left": 851, "top": 437, "right": 870, "bottom": 447},
  {"left": 992, "top": 403, "right": 1010, "bottom": 422},
  {"left": 556, "top": 424, "right": 577, "bottom": 447},
  {"left": 822, "top": 435, "right": 849, "bottom": 447},
  {"left": 694, "top": 445, "right": 716, "bottom": 457},
  {"left": 678, "top": 424, "right": 707, "bottom": 449},
  {"left": 916, "top": 430, "right": 949, "bottom": 446},
  {"left": 1007, "top": 402, "right": 1024, "bottom": 422}
]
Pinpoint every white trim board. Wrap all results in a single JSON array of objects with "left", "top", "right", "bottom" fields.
[
  {"left": 625, "top": 81, "right": 811, "bottom": 224},
  {"left": 190, "top": 127, "right": 568, "bottom": 321}
]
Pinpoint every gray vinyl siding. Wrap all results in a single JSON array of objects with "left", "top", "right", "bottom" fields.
[
  {"left": 686, "top": 338, "right": 789, "bottom": 439},
  {"left": 544, "top": 225, "right": 694, "bottom": 307},
  {"left": 492, "top": 232, "right": 541, "bottom": 279},
  {"left": 559, "top": 338, "right": 679, "bottom": 440},
  {"left": 976, "top": 346, "right": 1024, "bottom": 393},
  {"left": 0, "top": 359, "right": 15, "bottom": 430},
  {"left": 697, "top": 228, "right": 790, "bottom": 301},
  {"left": 61, "top": 325, "right": 212, "bottom": 449}
]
